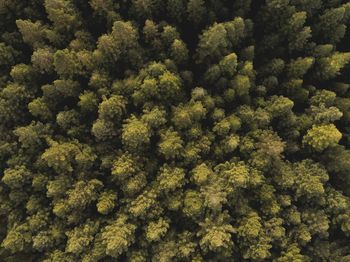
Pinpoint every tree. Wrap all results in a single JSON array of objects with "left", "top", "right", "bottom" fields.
[
  {"left": 198, "top": 212, "right": 235, "bottom": 256},
  {"left": 14, "top": 121, "right": 51, "bottom": 149},
  {"left": 303, "top": 124, "right": 342, "bottom": 152},
  {"left": 187, "top": 0, "right": 206, "bottom": 26},
  {"left": 129, "top": 190, "right": 157, "bottom": 218},
  {"left": 16, "top": 19, "right": 48, "bottom": 48},
  {"left": 98, "top": 95, "right": 126, "bottom": 121},
  {"left": 219, "top": 53, "right": 238, "bottom": 78},
  {"left": 96, "top": 21, "right": 141, "bottom": 67},
  {"left": 314, "top": 52, "right": 350, "bottom": 80},
  {"left": 122, "top": 116, "right": 151, "bottom": 152},
  {"left": 2, "top": 165, "right": 32, "bottom": 189},
  {"left": 65, "top": 220, "right": 99, "bottom": 254},
  {"left": 31, "top": 47, "right": 55, "bottom": 73},
  {"left": 66, "top": 179, "right": 103, "bottom": 210},
  {"left": 131, "top": 0, "right": 163, "bottom": 19},
  {"left": 158, "top": 128, "right": 184, "bottom": 159},
  {"left": 28, "top": 97, "right": 53, "bottom": 121},
  {"left": 89, "top": 0, "right": 119, "bottom": 26},
  {"left": 1, "top": 223, "right": 32, "bottom": 254},
  {"left": 41, "top": 140, "right": 97, "bottom": 173},
  {"left": 132, "top": 62, "right": 183, "bottom": 106},
  {"left": 196, "top": 18, "right": 248, "bottom": 64},
  {"left": 145, "top": 217, "right": 170, "bottom": 242},
  {"left": 96, "top": 190, "right": 117, "bottom": 215},
  {"left": 286, "top": 11, "right": 312, "bottom": 52},
  {"left": 292, "top": 160, "right": 329, "bottom": 199},
  {"left": 54, "top": 48, "right": 90, "bottom": 78},
  {"left": 156, "top": 164, "right": 186, "bottom": 193},
  {"left": 44, "top": 0, "right": 81, "bottom": 32},
  {"left": 101, "top": 215, "right": 137, "bottom": 258},
  {"left": 313, "top": 4, "right": 350, "bottom": 44},
  {"left": 170, "top": 39, "right": 188, "bottom": 65},
  {"left": 166, "top": 0, "right": 185, "bottom": 23},
  {"left": 287, "top": 57, "right": 314, "bottom": 78},
  {"left": 78, "top": 91, "right": 99, "bottom": 113},
  {"left": 183, "top": 190, "right": 203, "bottom": 217},
  {"left": 91, "top": 119, "right": 116, "bottom": 141}
]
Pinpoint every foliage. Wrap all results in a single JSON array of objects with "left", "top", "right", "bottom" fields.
[{"left": 1, "top": 0, "right": 350, "bottom": 261}]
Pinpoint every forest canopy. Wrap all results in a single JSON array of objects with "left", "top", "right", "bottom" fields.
[{"left": 1, "top": 0, "right": 350, "bottom": 261}]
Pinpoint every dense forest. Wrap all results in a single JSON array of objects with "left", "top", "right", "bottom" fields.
[{"left": 1, "top": 0, "right": 350, "bottom": 261}]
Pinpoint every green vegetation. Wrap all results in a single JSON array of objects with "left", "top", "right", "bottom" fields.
[{"left": 1, "top": 0, "right": 350, "bottom": 261}]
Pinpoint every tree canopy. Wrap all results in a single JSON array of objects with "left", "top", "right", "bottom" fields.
[{"left": 1, "top": 0, "right": 350, "bottom": 261}]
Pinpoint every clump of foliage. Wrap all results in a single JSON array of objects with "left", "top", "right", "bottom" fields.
[{"left": 1, "top": 0, "right": 350, "bottom": 261}]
